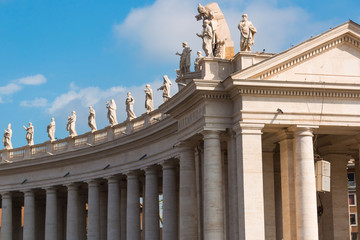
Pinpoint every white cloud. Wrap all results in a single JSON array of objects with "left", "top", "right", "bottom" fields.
[
  {"left": 114, "top": 0, "right": 330, "bottom": 59},
  {"left": 18, "top": 74, "right": 46, "bottom": 85},
  {"left": 0, "top": 83, "right": 22, "bottom": 95},
  {"left": 20, "top": 97, "right": 48, "bottom": 107}
]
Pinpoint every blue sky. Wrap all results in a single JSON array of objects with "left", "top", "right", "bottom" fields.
[{"left": 0, "top": 0, "right": 359, "bottom": 148}]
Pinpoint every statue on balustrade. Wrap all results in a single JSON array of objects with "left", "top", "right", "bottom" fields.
[
  {"left": 144, "top": 84, "right": 154, "bottom": 114},
  {"left": 197, "top": 20, "right": 213, "bottom": 57},
  {"left": 238, "top": 13, "right": 257, "bottom": 51},
  {"left": 47, "top": 117, "right": 56, "bottom": 142},
  {"left": 3, "top": 123, "right": 12, "bottom": 149},
  {"left": 88, "top": 106, "right": 97, "bottom": 132},
  {"left": 106, "top": 99, "right": 118, "bottom": 127},
  {"left": 126, "top": 92, "right": 136, "bottom": 121},
  {"left": 194, "top": 51, "right": 203, "bottom": 71},
  {"left": 23, "top": 122, "right": 34, "bottom": 146},
  {"left": 158, "top": 75, "right": 172, "bottom": 102},
  {"left": 176, "top": 42, "right": 191, "bottom": 77},
  {"left": 67, "top": 111, "right": 77, "bottom": 137}
]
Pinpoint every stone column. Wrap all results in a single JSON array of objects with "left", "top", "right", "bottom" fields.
[
  {"left": 202, "top": 130, "right": 224, "bottom": 240},
  {"left": 1, "top": 192, "right": 12, "bottom": 240},
  {"left": 293, "top": 126, "right": 318, "bottom": 240},
  {"left": 144, "top": 166, "right": 160, "bottom": 240},
  {"left": 45, "top": 187, "right": 57, "bottom": 240},
  {"left": 262, "top": 144, "right": 276, "bottom": 240},
  {"left": 23, "top": 190, "right": 36, "bottom": 240},
  {"left": 233, "top": 123, "right": 265, "bottom": 240},
  {"left": 87, "top": 180, "right": 100, "bottom": 240},
  {"left": 179, "top": 145, "right": 198, "bottom": 240},
  {"left": 120, "top": 180, "right": 127, "bottom": 240},
  {"left": 13, "top": 202, "right": 23, "bottom": 240},
  {"left": 226, "top": 132, "right": 239, "bottom": 240},
  {"left": 162, "top": 161, "right": 178, "bottom": 240},
  {"left": 99, "top": 187, "right": 108, "bottom": 240},
  {"left": 107, "top": 176, "right": 121, "bottom": 240},
  {"left": 278, "top": 130, "right": 297, "bottom": 240},
  {"left": 66, "top": 183, "right": 79, "bottom": 240},
  {"left": 126, "top": 172, "right": 140, "bottom": 240},
  {"left": 327, "top": 154, "right": 350, "bottom": 240}
]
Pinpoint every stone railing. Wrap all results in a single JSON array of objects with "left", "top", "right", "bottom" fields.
[{"left": 0, "top": 109, "right": 164, "bottom": 163}]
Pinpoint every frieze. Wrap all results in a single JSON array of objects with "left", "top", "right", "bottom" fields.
[
  {"left": 238, "top": 88, "right": 360, "bottom": 98},
  {"left": 178, "top": 106, "right": 206, "bottom": 130}
]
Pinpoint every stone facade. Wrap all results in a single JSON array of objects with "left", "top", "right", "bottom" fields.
[{"left": 0, "top": 21, "right": 359, "bottom": 240}]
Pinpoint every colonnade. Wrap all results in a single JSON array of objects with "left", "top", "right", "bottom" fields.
[{"left": 0, "top": 126, "right": 353, "bottom": 240}]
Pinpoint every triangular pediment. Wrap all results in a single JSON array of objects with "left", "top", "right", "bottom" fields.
[{"left": 231, "top": 21, "right": 360, "bottom": 84}]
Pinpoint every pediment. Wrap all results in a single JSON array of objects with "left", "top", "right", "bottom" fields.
[{"left": 231, "top": 21, "right": 360, "bottom": 84}]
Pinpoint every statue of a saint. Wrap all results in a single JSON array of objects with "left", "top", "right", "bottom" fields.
[
  {"left": 194, "top": 51, "right": 203, "bottom": 71},
  {"left": 126, "top": 92, "right": 136, "bottom": 121},
  {"left": 3, "top": 123, "right": 12, "bottom": 149},
  {"left": 197, "top": 20, "right": 213, "bottom": 57},
  {"left": 176, "top": 42, "right": 191, "bottom": 77},
  {"left": 88, "top": 106, "right": 97, "bottom": 132},
  {"left": 106, "top": 99, "right": 118, "bottom": 127},
  {"left": 158, "top": 75, "right": 172, "bottom": 102},
  {"left": 23, "top": 122, "right": 34, "bottom": 146},
  {"left": 67, "top": 111, "right": 77, "bottom": 137},
  {"left": 144, "top": 84, "right": 154, "bottom": 114},
  {"left": 47, "top": 118, "right": 56, "bottom": 142},
  {"left": 238, "top": 14, "right": 257, "bottom": 51}
]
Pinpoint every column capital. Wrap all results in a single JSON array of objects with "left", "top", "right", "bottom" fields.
[
  {"left": 202, "top": 130, "right": 221, "bottom": 139},
  {"left": 64, "top": 182, "right": 79, "bottom": 191},
  {"left": 288, "top": 125, "right": 318, "bottom": 136},
  {"left": 277, "top": 129, "right": 294, "bottom": 142},
  {"left": 105, "top": 175, "right": 120, "bottom": 184},
  {"left": 43, "top": 186, "right": 57, "bottom": 193},
  {"left": 86, "top": 179, "right": 100, "bottom": 187},
  {"left": 23, "top": 189, "right": 35, "bottom": 196},
  {"left": 143, "top": 165, "right": 158, "bottom": 175},
  {"left": 1, "top": 191, "right": 11, "bottom": 198},
  {"left": 161, "top": 159, "right": 178, "bottom": 169},
  {"left": 232, "top": 122, "right": 264, "bottom": 136},
  {"left": 126, "top": 170, "right": 141, "bottom": 179}
]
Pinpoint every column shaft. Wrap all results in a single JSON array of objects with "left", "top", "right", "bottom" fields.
[
  {"left": 1, "top": 192, "right": 12, "bottom": 240},
  {"left": 66, "top": 184, "right": 79, "bottom": 240},
  {"left": 162, "top": 162, "right": 178, "bottom": 240},
  {"left": 126, "top": 172, "right": 140, "bottom": 240},
  {"left": 294, "top": 127, "right": 318, "bottom": 240},
  {"left": 179, "top": 146, "right": 198, "bottom": 240},
  {"left": 203, "top": 131, "right": 224, "bottom": 240},
  {"left": 88, "top": 180, "right": 100, "bottom": 240},
  {"left": 279, "top": 135, "right": 297, "bottom": 240},
  {"left": 144, "top": 167, "right": 160, "bottom": 240},
  {"left": 107, "top": 176, "right": 121, "bottom": 240},
  {"left": 234, "top": 123, "right": 265, "bottom": 240},
  {"left": 45, "top": 187, "right": 57, "bottom": 240},
  {"left": 120, "top": 182, "right": 127, "bottom": 240},
  {"left": 23, "top": 190, "right": 36, "bottom": 240},
  {"left": 263, "top": 147, "right": 276, "bottom": 240}
]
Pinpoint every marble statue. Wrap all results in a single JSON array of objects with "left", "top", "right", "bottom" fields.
[
  {"left": 195, "top": 3, "right": 234, "bottom": 59},
  {"left": 88, "top": 106, "right": 97, "bottom": 132},
  {"left": 47, "top": 118, "right": 56, "bottom": 142},
  {"left": 126, "top": 92, "right": 136, "bottom": 121},
  {"left": 158, "top": 75, "right": 172, "bottom": 102},
  {"left": 106, "top": 99, "right": 118, "bottom": 127},
  {"left": 238, "top": 13, "right": 257, "bottom": 51},
  {"left": 3, "top": 123, "right": 12, "bottom": 149},
  {"left": 194, "top": 51, "right": 203, "bottom": 71},
  {"left": 67, "top": 111, "right": 77, "bottom": 137},
  {"left": 23, "top": 122, "right": 34, "bottom": 146},
  {"left": 144, "top": 84, "right": 154, "bottom": 114},
  {"left": 176, "top": 42, "right": 191, "bottom": 77},
  {"left": 197, "top": 20, "right": 213, "bottom": 57}
]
